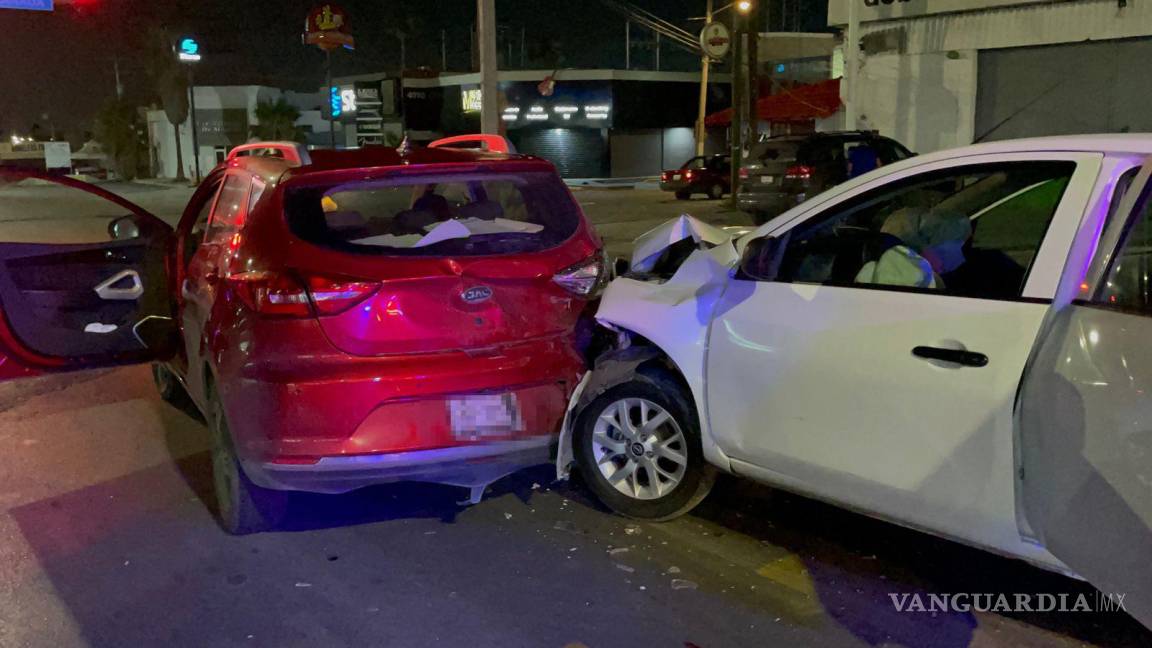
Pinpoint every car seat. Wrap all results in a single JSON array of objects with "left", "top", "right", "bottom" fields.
[
  {"left": 390, "top": 209, "right": 441, "bottom": 236},
  {"left": 457, "top": 200, "right": 504, "bottom": 221}
]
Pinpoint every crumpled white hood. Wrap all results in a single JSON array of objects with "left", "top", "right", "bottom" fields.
[{"left": 630, "top": 214, "right": 743, "bottom": 273}]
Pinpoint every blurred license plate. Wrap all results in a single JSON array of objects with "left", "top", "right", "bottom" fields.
[
  {"left": 760, "top": 175, "right": 775, "bottom": 184},
  {"left": 449, "top": 394, "right": 522, "bottom": 440},
  {"left": 672, "top": 174, "right": 682, "bottom": 181}
]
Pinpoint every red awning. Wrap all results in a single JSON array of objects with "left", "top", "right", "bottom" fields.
[{"left": 705, "top": 78, "right": 842, "bottom": 127}]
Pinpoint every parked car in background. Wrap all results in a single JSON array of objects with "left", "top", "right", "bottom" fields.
[
  {"left": 737, "top": 131, "right": 913, "bottom": 224},
  {"left": 660, "top": 154, "right": 731, "bottom": 200},
  {"left": 560, "top": 134, "right": 1152, "bottom": 631},
  {"left": 0, "top": 135, "right": 605, "bottom": 534}
]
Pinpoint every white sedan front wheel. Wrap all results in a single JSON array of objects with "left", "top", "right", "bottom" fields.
[
  {"left": 574, "top": 375, "right": 715, "bottom": 520},
  {"left": 591, "top": 397, "right": 689, "bottom": 500}
]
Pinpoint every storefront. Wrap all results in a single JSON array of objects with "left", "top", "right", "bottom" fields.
[
  {"left": 826, "top": 0, "right": 1152, "bottom": 153},
  {"left": 333, "top": 70, "right": 731, "bottom": 179}
]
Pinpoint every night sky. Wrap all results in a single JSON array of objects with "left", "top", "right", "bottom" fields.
[{"left": 0, "top": 0, "right": 824, "bottom": 140}]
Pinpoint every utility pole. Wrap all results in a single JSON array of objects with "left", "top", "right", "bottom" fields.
[
  {"left": 844, "top": 0, "right": 860, "bottom": 130},
  {"left": 729, "top": 7, "right": 744, "bottom": 199},
  {"left": 478, "top": 0, "right": 500, "bottom": 134},
  {"left": 747, "top": 1, "right": 760, "bottom": 145},
  {"left": 188, "top": 70, "right": 201, "bottom": 182},
  {"left": 625, "top": 21, "right": 631, "bottom": 70},
  {"left": 694, "top": 0, "right": 713, "bottom": 156}
]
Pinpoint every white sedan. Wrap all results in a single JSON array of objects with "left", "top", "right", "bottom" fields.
[{"left": 558, "top": 135, "right": 1152, "bottom": 629}]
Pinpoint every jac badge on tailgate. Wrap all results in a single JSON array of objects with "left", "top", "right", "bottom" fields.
[{"left": 462, "top": 286, "right": 493, "bottom": 304}]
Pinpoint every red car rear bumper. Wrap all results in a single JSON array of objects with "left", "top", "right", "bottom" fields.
[{"left": 220, "top": 334, "right": 582, "bottom": 493}]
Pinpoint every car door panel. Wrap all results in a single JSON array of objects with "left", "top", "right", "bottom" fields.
[
  {"left": 709, "top": 282, "right": 1050, "bottom": 552},
  {"left": 0, "top": 170, "right": 174, "bottom": 381},
  {"left": 1018, "top": 161, "right": 1152, "bottom": 629},
  {"left": 1019, "top": 304, "right": 1152, "bottom": 627},
  {"left": 0, "top": 240, "right": 167, "bottom": 358},
  {"left": 706, "top": 153, "right": 1099, "bottom": 556},
  {"left": 179, "top": 172, "right": 248, "bottom": 405}
]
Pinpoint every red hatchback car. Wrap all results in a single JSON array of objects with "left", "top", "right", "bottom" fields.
[{"left": 0, "top": 137, "right": 604, "bottom": 533}]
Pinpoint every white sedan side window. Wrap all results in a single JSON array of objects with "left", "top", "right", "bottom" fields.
[{"left": 771, "top": 161, "right": 1075, "bottom": 301}]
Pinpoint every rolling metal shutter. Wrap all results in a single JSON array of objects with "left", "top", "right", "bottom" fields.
[
  {"left": 512, "top": 127, "right": 608, "bottom": 179},
  {"left": 976, "top": 38, "right": 1152, "bottom": 142}
]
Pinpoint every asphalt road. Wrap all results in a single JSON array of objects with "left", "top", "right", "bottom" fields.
[{"left": 0, "top": 182, "right": 1149, "bottom": 648}]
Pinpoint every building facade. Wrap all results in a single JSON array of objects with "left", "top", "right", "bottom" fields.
[
  {"left": 332, "top": 69, "right": 732, "bottom": 178},
  {"left": 147, "top": 86, "right": 325, "bottom": 180},
  {"left": 826, "top": 0, "right": 1152, "bottom": 153}
]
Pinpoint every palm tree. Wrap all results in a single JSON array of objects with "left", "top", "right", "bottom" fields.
[
  {"left": 250, "top": 98, "right": 305, "bottom": 142},
  {"left": 143, "top": 27, "right": 189, "bottom": 181},
  {"left": 93, "top": 99, "right": 141, "bottom": 180}
]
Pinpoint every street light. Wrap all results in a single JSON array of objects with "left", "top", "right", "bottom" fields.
[{"left": 736, "top": 0, "right": 753, "bottom": 13}]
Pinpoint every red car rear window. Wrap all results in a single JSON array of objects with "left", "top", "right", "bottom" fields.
[{"left": 285, "top": 170, "right": 581, "bottom": 256}]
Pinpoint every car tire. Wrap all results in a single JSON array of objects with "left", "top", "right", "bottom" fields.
[
  {"left": 675, "top": 190, "right": 691, "bottom": 201},
  {"left": 207, "top": 387, "right": 287, "bottom": 535},
  {"left": 573, "top": 373, "right": 716, "bottom": 521},
  {"left": 707, "top": 183, "right": 725, "bottom": 200},
  {"left": 152, "top": 363, "right": 188, "bottom": 405}
]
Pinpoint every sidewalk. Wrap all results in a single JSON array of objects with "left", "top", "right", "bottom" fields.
[{"left": 565, "top": 176, "right": 661, "bottom": 191}]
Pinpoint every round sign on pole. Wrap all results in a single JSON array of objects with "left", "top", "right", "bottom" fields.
[
  {"left": 304, "top": 4, "right": 355, "bottom": 51},
  {"left": 700, "top": 22, "right": 732, "bottom": 60}
]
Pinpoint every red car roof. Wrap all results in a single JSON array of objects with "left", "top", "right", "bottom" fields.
[{"left": 301, "top": 145, "right": 534, "bottom": 172}]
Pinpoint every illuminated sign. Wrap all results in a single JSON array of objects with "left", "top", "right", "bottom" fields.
[
  {"left": 177, "top": 37, "right": 202, "bottom": 63},
  {"left": 0, "top": 0, "right": 52, "bottom": 10},
  {"left": 330, "top": 86, "right": 342, "bottom": 118},
  {"left": 462, "top": 88, "right": 482, "bottom": 112},
  {"left": 340, "top": 88, "right": 356, "bottom": 114}
]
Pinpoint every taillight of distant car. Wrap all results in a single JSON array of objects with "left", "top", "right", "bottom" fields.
[
  {"left": 785, "top": 165, "right": 814, "bottom": 180},
  {"left": 739, "top": 167, "right": 749, "bottom": 179},
  {"left": 661, "top": 171, "right": 670, "bottom": 181},
  {"left": 230, "top": 271, "right": 380, "bottom": 317},
  {"left": 553, "top": 252, "right": 607, "bottom": 297},
  {"left": 684, "top": 170, "right": 695, "bottom": 180}
]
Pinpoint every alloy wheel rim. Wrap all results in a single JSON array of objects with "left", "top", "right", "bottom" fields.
[{"left": 591, "top": 397, "right": 687, "bottom": 500}]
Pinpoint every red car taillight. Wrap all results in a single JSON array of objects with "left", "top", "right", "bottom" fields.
[
  {"left": 230, "top": 271, "right": 380, "bottom": 318},
  {"left": 785, "top": 164, "right": 814, "bottom": 180},
  {"left": 553, "top": 252, "right": 607, "bottom": 297},
  {"left": 739, "top": 167, "right": 749, "bottom": 179},
  {"left": 684, "top": 170, "right": 695, "bottom": 180},
  {"left": 661, "top": 171, "right": 670, "bottom": 181}
]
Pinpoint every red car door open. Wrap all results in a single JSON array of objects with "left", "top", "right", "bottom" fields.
[{"left": 0, "top": 169, "right": 176, "bottom": 382}]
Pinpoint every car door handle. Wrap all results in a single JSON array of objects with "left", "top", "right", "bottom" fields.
[
  {"left": 912, "top": 346, "right": 989, "bottom": 367},
  {"left": 94, "top": 269, "right": 144, "bottom": 301}
]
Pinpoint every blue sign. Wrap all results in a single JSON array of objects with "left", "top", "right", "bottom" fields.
[
  {"left": 177, "top": 37, "right": 202, "bottom": 62},
  {"left": 0, "top": 0, "right": 53, "bottom": 10},
  {"left": 330, "top": 86, "right": 342, "bottom": 118}
]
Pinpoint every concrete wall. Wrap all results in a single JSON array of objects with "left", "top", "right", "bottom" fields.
[
  {"left": 825, "top": 0, "right": 1152, "bottom": 154},
  {"left": 823, "top": 51, "right": 976, "bottom": 154},
  {"left": 147, "top": 86, "right": 330, "bottom": 179}
]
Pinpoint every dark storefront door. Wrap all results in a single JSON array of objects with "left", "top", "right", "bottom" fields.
[{"left": 511, "top": 127, "right": 608, "bottom": 179}]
